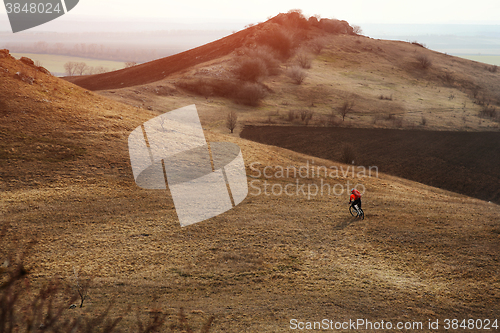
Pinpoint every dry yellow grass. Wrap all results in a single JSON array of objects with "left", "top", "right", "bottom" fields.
[{"left": 2, "top": 45, "right": 500, "bottom": 332}]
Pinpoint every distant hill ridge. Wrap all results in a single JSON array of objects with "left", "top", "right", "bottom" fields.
[{"left": 64, "top": 11, "right": 357, "bottom": 91}]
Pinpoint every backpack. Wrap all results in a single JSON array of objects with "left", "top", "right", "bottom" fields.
[{"left": 352, "top": 189, "right": 361, "bottom": 199}]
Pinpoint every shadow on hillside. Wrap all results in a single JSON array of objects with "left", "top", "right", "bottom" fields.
[{"left": 334, "top": 217, "right": 359, "bottom": 230}]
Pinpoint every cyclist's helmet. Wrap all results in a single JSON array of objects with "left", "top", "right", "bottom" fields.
[{"left": 351, "top": 189, "right": 356, "bottom": 193}]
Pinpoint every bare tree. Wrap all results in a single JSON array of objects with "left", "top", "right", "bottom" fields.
[
  {"left": 226, "top": 110, "right": 238, "bottom": 133},
  {"left": 302, "top": 110, "right": 314, "bottom": 125},
  {"left": 74, "top": 62, "right": 88, "bottom": 75},
  {"left": 63, "top": 61, "right": 77, "bottom": 76},
  {"left": 85, "top": 66, "right": 95, "bottom": 75},
  {"left": 338, "top": 99, "right": 355, "bottom": 121},
  {"left": 72, "top": 267, "right": 91, "bottom": 308},
  {"left": 94, "top": 66, "right": 109, "bottom": 74}
]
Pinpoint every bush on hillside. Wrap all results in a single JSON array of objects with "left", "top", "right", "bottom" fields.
[
  {"left": 287, "top": 66, "right": 307, "bottom": 85},
  {"left": 319, "top": 19, "right": 354, "bottom": 34},
  {"left": 340, "top": 143, "right": 356, "bottom": 164},
  {"left": 295, "top": 51, "right": 312, "bottom": 69},
  {"left": 479, "top": 106, "right": 498, "bottom": 120},
  {"left": 176, "top": 78, "right": 238, "bottom": 98},
  {"left": 241, "top": 46, "right": 282, "bottom": 75},
  {"left": 416, "top": 54, "right": 432, "bottom": 69},
  {"left": 256, "top": 26, "right": 294, "bottom": 60},
  {"left": 236, "top": 82, "right": 267, "bottom": 106},
  {"left": 232, "top": 57, "right": 268, "bottom": 82}
]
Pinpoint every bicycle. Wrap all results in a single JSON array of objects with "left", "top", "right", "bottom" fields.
[{"left": 349, "top": 203, "right": 364, "bottom": 220}]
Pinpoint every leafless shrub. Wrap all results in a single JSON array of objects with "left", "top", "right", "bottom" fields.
[
  {"left": 352, "top": 25, "right": 363, "bottom": 35},
  {"left": 488, "top": 65, "right": 498, "bottom": 73},
  {"left": 71, "top": 267, "right": 91, "bottom": 308},
  {"left": 299, "top": 110, "right": 308, "bottom": 121},
  {"left": 256, "top": 27, "right": 295, "bottom": 60},
  {"left": 287, "top": 66, "right": 307, "bottom": 84},
  {"left": 440, "top": 72, "right": 455, "bottom": 86},
  {"left": 309, "top": 38, "right": 327, "bottom": 55},
  {"left": 232, "top": 57, "right": 268, "bottom": 82},
  {"left": 470, "top": 87, "right": 481, "bottom": 99},
  {"left": 338, "top": 98, "right": 355, "bottom": 121},
  {"left": 304, "top": 111, "right": 314, "bottom": 125},
  {"left": 124, "top": 61, "right": 137, "bottom": 68},
  {"left": 416, "top": 54, "right": 432, "bottom": 69},
  {"left": 379, "top": 94, "right": 393, "bottom": 101},
  {"left": 235, "top": 82, "right": 267, "bottom": 106},
  {"left": 226, "top": 110, "right": 238, "bottom": 133},
  {"left": 295, "top": 52, "right": 312, "bottom": 69},
  {"left": 340, "top": 143, "right": 356, "bottom": 164},
  {"left": 242, "top": 46, "right": 281, "bottom": 75},
  {"left": 287, "top": 110, "right": 296, "bottom": 122},
  {"left": 421, "top": 116, "right": 427, "bottom": 126},
  {"left": 479, "top": 106, "right": 498, "bottom": 120},
  {"left": 299, "top": 110, "right": 314, "bottom": 125}
]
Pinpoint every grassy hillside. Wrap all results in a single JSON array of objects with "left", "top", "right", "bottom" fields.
[
  {"left": 1, "top": 45, "right": 500, "bottom": 332},
  {"left": 67, "top": 13, "right": 500, "bottom": 133}
]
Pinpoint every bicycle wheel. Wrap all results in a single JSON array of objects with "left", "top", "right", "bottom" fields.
[
  {"left": 349, "top": 205, "right": 356, "bottom": 217},
  {"left": 358, "top": 208, "right": 364, "bottom": 220}
]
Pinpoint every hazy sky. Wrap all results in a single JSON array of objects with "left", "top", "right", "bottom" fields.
[
  {"left": 1, "top": 0, "right": 500, "bottom": 32},
  {"left": 74, "top": 0, "right": 499, "bottom": 23}
]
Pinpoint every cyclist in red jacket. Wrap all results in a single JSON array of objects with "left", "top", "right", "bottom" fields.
[{"left": 349, "top": 188, "right": 362, "bottom": 212}]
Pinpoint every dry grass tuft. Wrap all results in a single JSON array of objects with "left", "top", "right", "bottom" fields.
[{"left": 287, "top": 66, "right": 307, "bottom": 84}]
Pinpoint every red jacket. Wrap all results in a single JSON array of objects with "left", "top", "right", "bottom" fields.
[{"left": 350, "top": 189, "right": 361, "bottom": 202}]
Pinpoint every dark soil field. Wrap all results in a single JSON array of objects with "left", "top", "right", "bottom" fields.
[{"left": 241, "top": 126, "right": 500, "bottom": 204}]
